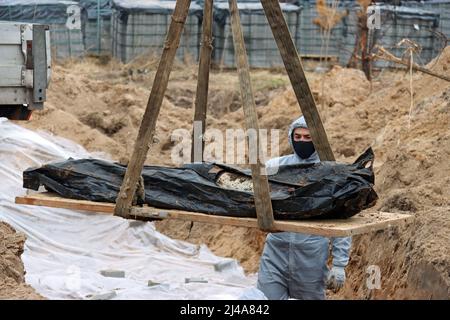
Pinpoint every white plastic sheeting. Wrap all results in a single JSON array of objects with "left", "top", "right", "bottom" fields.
[{"left": 0, "top": 118, "right": 262, "bottom": 300}]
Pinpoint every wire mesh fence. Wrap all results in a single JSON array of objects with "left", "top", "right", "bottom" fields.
[
  {"left": 111, "top": 0, "right": 202, "bottom": 63},
  {"left": 295, "top": 0, "right": 347, "bottom": 61},
  {"left": 213, "top": 1, "right": 302, "bottom": 68},
  {"left": 0, "top": 0, "right": 447, "bottom": 68},
  {"left": 403, "top": 0, "right": 450, "bottom": 38},
  {"left": 77, "top": 0, "right": 113, "bottom": 55},
  {"left": 341, "top": 3, "right": 441, "bottom": 69},
  {"left": 0, "top": 0, "right": 86, "bottom": 60}
]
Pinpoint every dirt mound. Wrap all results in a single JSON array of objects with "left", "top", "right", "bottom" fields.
[
  {"left": 337, "top": 206, "right": 449, "bottom": 299},
  {"left": 258, "top": 47, "right": 450, "bottom": 298},
  {"left": 157, "top": 48, "right": 450, "bottom": 297},
  {"left": 0, "top": 222, "right": 43, "bottom": 299},
  {"left": 22, "top": 59, "right": 290, "bottom": 167},
  {"left": 18, "top": 47, "right": 450, "bottom": 299},
  {"left": 336, "top": 47, "right": 450, "bottom": 299}
]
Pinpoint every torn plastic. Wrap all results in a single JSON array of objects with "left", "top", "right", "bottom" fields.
[
  {"left": 23, "top": 148, "right": 378, "bottom": 220},
  {"left": 0, "top": 0, "right": 87, "bottom": 25},
  {"left": 0, "top": 118, "right": 256, "bottom": 299},
  {"left": 79, "top": 0, "right": 112, "bottom": 19},
  {"left": 111, "top": 0, "right": 202, "bottom": 15},
  {"left": 214, "top": 1, "right": 302, "bottom": 27}
]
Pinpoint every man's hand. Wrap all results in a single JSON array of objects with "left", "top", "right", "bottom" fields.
[{"left": 326, "top": 266, "right": 346, "bottom": 292}]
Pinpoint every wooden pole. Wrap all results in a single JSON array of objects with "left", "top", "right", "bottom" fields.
[
  {"left": 228, "top": 0, "right": 275, "bottom": 231},
  {"left": 115, "top": 1, "right": 192, "bottom": 218},
  {"left": 260, "top": 0, "right": 335, "bottom": 161},
  {"left": 191, "top": 0, "right": 214, "bottom": 162}
]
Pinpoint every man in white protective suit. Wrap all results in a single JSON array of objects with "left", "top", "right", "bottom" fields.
[{"left": 256, "top": 116, "right": 352, "bottom": 300}]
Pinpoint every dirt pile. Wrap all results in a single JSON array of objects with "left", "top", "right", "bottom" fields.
[
  {"left": 22, "top": 57, "right": 288, "bottom": 166},
  {"left": 333, "top": 48, "right": 450, "bottom": 299},
  {"left": 20, "top": 57, "right": 290, "bottom": 273},
  {"left": 18, "top": 47, "right": 450, "bottom": 299},
  {"left": 338, "top": 206, "right": 449, "bottom": 299},
  {"left": 0, "top": 222, "right": 43, "bottom": 299},
  {"left": 258, "top": 48, "right": 450, "bottom": 299},
  {"left": 258, "top": 65, "right": 372, "bottom": 157}
]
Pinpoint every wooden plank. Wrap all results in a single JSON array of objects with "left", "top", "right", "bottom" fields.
[
  {"left": 191, "top": 0, "right": 214, "bottom": 162},
  {"left": 114, "top": 1, "right": 192, "bottom": 218},
  {"left": 228, "top": 0, "right": 275, "bottom": 231},
  {"left": 14, "top": 193, "right": 413, "bottom": 237},
  {"left": 132, "top": 207, "right": 412, "bottom": 237},
  {"left": 260, "top": 0, "right": 335, "bottom": 161},
  {"left": 16, "top": 192, "right": 115, "bottom": 214}
]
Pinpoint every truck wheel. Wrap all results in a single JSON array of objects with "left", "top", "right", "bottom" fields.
[{"left": 0, "top": 106, "right": 33, "bottom": 121}]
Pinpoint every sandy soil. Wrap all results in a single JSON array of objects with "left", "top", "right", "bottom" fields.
[
  {"left": 15, "top": 47, "right": 450, "bottom": 299},
  {"left": 0, "top": 222, "right": 44, "bottom": 299}
]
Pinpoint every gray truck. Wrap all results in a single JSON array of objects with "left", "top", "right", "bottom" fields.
[{"left": 0, "top": 22, "right": 51, "bottom": 120}]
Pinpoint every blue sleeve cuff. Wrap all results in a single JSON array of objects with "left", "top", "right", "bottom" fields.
[{"left": 331, "top": 236, "right": 352, "bottom": 268}]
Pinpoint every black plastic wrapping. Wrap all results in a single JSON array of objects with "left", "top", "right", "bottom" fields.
[{"left": 23, "top": 148, "right": 378, "bottom": 220}]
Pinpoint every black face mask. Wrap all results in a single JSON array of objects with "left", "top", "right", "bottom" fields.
[{"left": 292, "top": 139, "right": 316, "bottom": 159}]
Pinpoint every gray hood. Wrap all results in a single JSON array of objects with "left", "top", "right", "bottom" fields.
[{"left": 288, "top": 116, "right": 320, "bottom": 162}]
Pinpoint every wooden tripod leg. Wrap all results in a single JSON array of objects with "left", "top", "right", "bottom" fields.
[
  {"left": 228, "top": 0, "right": 275, "bottom": 231},
  {"left": 115, "top": 1, "right": 192, "bottom": 218},
  {"left": 191, "top": 0, "right": 214, "bottom": 163},
  {"left": 260, "top": 0, "right": 335, "bottom": 161}
]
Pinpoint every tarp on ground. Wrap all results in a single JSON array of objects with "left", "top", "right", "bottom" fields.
[{"left": 0, "top": 118, "right": 260, "bottom": 300}]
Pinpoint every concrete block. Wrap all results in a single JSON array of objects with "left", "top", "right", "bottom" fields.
[
  {"left": 185, "top": 277, "right": 208, "bottom": 284},
  {"left": 147, "top": 280, "right": 161, "bottom": 287},
  {"left": 184, "top": 278, "right": 208, "bottom": 283},
  {"left": 100, "top": 269, "right": 125, "bottom": 278},
  {"left": 214, "top": 260, "right": 235, "bottom": 272},
  {"left": 87, "top": 291, "right": 117, "bottom": 300}
]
